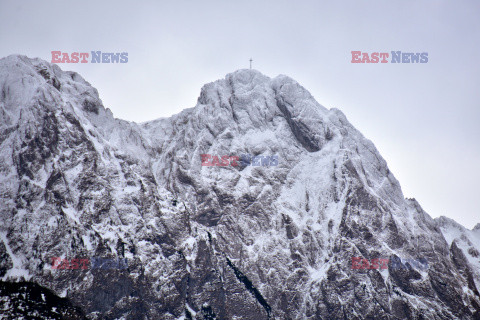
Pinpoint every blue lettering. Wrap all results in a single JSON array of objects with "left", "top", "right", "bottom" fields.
[
  {"left": 270, "top": 155, "right": 278, "bottom": 166},
  {"left": 102, "top": 53, "right": 111, "bottom": 63},
  {"left": 390, "top": 257, "right": 402, "bottom": 269},
  {"left": 103, "top": 259, "right": 115, "bottom": 270},
  {"left": 117, "top": 258, "right": 128, "bottom": 269},
  {"left": 391, "top": 51, "right": 401, "bottom": 63},
  {"left": 420, "top": 52, "right": 428, "bottom": 63},
  {"left": 110, "top": 53, "right": 120, "bottom": 63},
  {"left": 401, "top": 53, "right": 411, "bottom": 63},
  {"left": 261, "top": 156, "right": 270, "bottom": 166},
  {"left": 240, "top": 154, "right": 251, "bottom": 166},
  {"left": 410, "top": 53, "right": 420, "bottom": 63},
  {"left": 91, "top": 257, "right": 100, "bottom": 269},
  {"left": 120, "top": 52, "right": 128, "bottom": 63},
  {"left": 91, "top": 51, "right": 101, "bottom": 63}
]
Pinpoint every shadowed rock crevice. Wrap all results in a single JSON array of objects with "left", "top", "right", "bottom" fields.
[
  {"left": 275, "top": 94, "right": 322, "bottom": 152},
  {"left": 224, "top": 255, "right": 272, "bottom": 319}
]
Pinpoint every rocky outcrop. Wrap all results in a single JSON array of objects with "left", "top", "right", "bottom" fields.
[{"left": 0, "top": 55, "right": 479, "bottom": 319}]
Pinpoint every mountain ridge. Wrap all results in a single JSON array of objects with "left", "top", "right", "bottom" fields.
[{"left": 0, "top": 54, "right": 479, "bottom": 319}]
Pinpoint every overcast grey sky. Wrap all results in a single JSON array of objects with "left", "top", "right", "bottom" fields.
[{"left": 1, "top": 0, "right": 479, "bottom": 228}]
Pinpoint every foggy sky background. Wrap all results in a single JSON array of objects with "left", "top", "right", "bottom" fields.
[{"left": 1, "top": 0, "right": 479, "bottom": 228}]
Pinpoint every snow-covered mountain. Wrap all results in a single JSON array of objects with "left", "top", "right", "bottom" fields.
[{"left": 0, "top": 54, "right": 479, "bottom": 319}]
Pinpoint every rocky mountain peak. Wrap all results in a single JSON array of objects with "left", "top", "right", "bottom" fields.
[{"left": 0, "top": 55, "right": 479, "bottom": 319}]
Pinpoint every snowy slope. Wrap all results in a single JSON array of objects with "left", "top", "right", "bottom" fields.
[
  {"left": 436, "top": 216, "right": 480, "bottom": 293},
  {"left": 0, "top": 55, "right": 479, "bottom": 319}
]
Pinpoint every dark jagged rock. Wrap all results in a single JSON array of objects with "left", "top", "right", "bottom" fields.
[{"left": 0, "top": 55, "right": 479, "bottom": 319}]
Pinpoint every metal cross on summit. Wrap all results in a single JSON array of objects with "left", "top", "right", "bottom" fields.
[{"left": 249, "top": 58, "right": 252, "bottom": 69}]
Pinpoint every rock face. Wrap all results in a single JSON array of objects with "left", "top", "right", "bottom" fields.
[{"left": 0, "top": 54, "right": 479, "bottom": 319}]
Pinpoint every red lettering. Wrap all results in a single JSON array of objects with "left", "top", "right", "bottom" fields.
[
  {"left": 51, "top": 257, "right": 62, "bottom": 269},
  {"left": 371, "top": 52, "right": 379, "bottom": 63},
  {"left": 70, "top": 258, "right": 80, "bottom": 269},
  {"left": 379, "top": 52, "right": 389, "bottom": 63},
  {"left": 201, "top": 154, "right": 212, "bottom": 166},
  {"left": 211, "top": 156, "right": 220, "bottom": 166},
  {"left": 351, "top": 51, "right": 361, "bottom": 63},
  {"left": 61, "top": 52, "right": 71, "bottom": 63},
  {"left": 361, "top": 52, "right": 371, "bottom": 63},
  {"left": 360, "top": 258, "right": 370, "bottom": 269},
  {"left": 51, "top": 51, "right": 62, "bottom": 63},
  {"left": 71, "top": 52, "right": 79, "bottom": 63},
  {"left": 66, "top": 259, "right": 76, "bottom": 269},
  {"left": 79, "top": 259, "right": 89, "bottom": 270},
  {"left": 58, "top": 259, "right": 69, "bottom": 269},
  {"left": 379, "top": 259, "right": 389, "bottom": 269},
  {"left": 230, "top": 156, "right": 239, "bottom": 167},
  {"left": 79, "top": 52, "right": 89, "bottom": 63},
  {"left": 351, "top": 257, "right": 361, "bottom": 269},
  {"left": 220, "top": 155, "right": 229, "bottom": 166}
]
